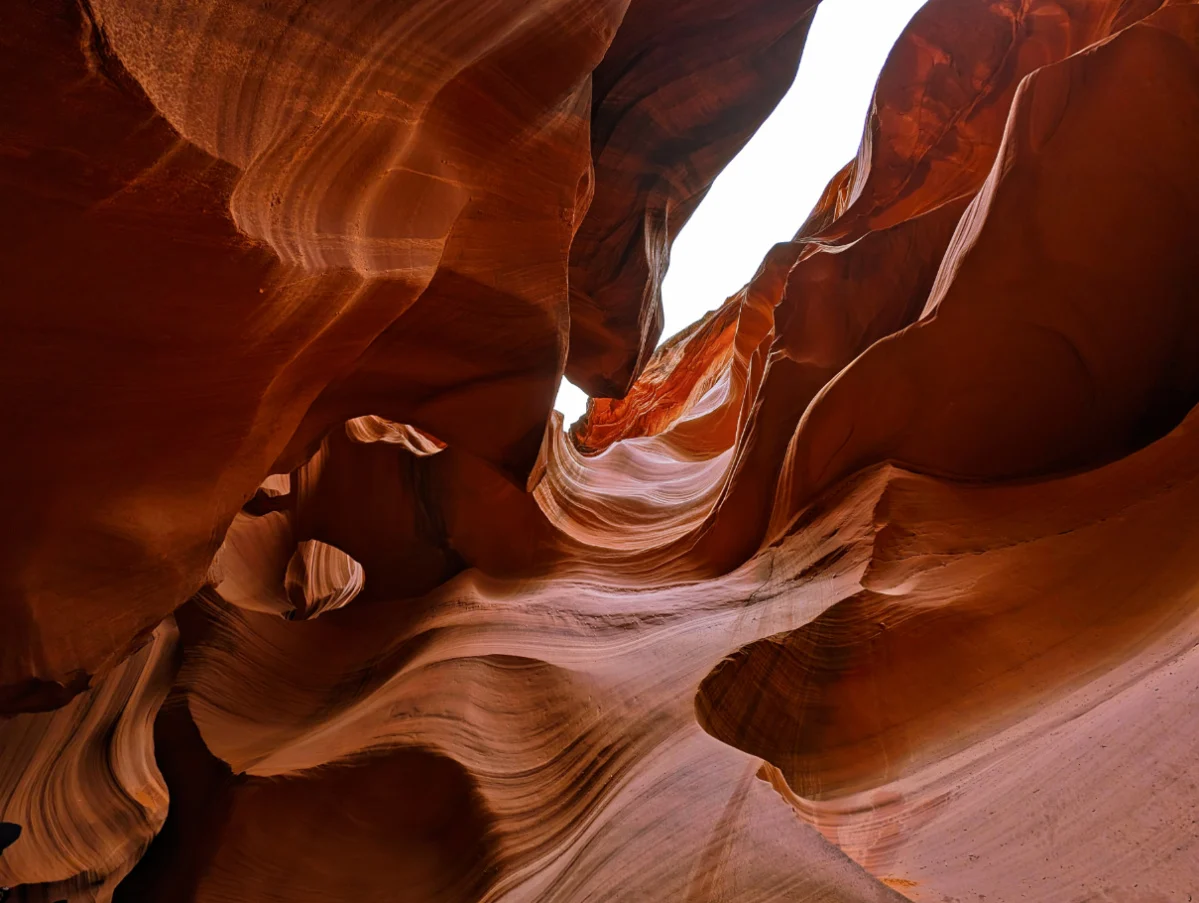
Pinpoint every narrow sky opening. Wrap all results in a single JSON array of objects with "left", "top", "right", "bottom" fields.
[{"left": 555, "top": 0, "right": 929, "bottom": 426}]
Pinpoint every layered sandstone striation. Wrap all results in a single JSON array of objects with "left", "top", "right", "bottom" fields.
[{"left": 2, "top": 0, "right": 1198, "bottom": 900}]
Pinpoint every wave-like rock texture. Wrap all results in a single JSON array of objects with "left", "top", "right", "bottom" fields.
[{"left": 2, "top": 0, "right": 1198, "bottom": 899}]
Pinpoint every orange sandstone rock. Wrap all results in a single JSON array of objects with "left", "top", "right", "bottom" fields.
[{"left": 2, "top": 0, "right": 1198, "bottom": 900}]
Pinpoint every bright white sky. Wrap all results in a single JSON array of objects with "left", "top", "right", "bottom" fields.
[{"left": 555, "top": 0, "right": 928, "bottom": 424}]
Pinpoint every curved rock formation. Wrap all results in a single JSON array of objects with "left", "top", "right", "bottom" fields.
[
  {"left": 0, "top": 621, "right": 177, "bottom": 900},
  {"left": 2, "top": 0, "right": 1198, "bottom": 899}
]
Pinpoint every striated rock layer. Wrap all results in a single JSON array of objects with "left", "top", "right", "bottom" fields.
[{"left": 2, "top": 0, "right": 1198, "bottom": 900}]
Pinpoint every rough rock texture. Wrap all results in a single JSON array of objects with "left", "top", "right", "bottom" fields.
[{"left": 2, "top": 0, "right": 1198, "bottom": 900}]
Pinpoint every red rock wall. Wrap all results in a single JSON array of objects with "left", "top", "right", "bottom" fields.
[{"left": 2, "top": 0, "right": 1198, "bottom": 900}]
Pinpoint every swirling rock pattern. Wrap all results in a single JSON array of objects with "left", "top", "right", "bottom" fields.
[
  {"left": 2, "top": 0, "right": 1198, "bottom": 900},
  {"left": 0, "top": 621, "right": 177, "bottom": 901}
]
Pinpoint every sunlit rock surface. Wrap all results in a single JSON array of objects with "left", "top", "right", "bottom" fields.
[{"left": 2, "top": 0, "right": 1198, "bottom": 900}]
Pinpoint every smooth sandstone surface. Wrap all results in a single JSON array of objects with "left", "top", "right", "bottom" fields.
[{"left": 2, "top": 0, "right": 1198, "bottom": 900}]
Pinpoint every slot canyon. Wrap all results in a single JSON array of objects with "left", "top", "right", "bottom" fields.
[{"left": 2, "top": 0, "right": 1198, "bottom": 900}]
